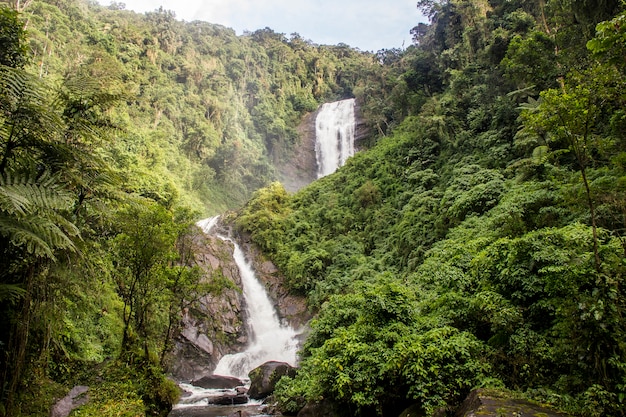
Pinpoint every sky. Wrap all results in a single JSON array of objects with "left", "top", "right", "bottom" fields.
[{"left": 97, "top": 0, "right": 426, "bottom": 52}]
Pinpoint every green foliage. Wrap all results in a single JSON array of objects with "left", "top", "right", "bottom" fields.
[
  {"left": 235, "top": 181, "right": 290, "bottom": 253},
  {"left": 0, "top": 170, "right": 78, "bottom": 259},
  {"left": 0, "top": 6, "right": 27, "bottom": 68},
  {"left": 70, "top": 360, "right": 180, "bottom": 417},
  {"left": 2, "top": 0, "right": 626, "bottom": 416},
  {"left": 502, "top": 32, "right": 559, "bottom": 91},
  {"left": 277, "top": 277, "right": 490, "bottom": 416},
  {"left": 242, "top": 2, "right": 626, "bottom": 416},
  {"left": 587, "top": 9, "right": 626, "bottom": 71}
]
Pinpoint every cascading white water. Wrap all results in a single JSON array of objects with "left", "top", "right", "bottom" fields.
[
  {"left": 198, "top": 217, "right": 298, "bottom": 379},
  {"left": 197, "top": 216, "right": 220, "bottom": 234},
  {"left": 213, "top": 239, "right": 299, "bottom": 378},
  {"left": 315, "top": 98, "right": 356, "bottom": 178}
]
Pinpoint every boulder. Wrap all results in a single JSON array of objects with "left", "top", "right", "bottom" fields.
[
  {"left": 455, "top": 389, "right": 572, "bottom": 417},
  {"left": 191, "top": 375, "right": 245, "bottom": 389},
  {"left": 210, "top": 392, "right": 249, "bottom": 405},
  {"left": 297, "top": 399, "right": 341, "bottom": 417},
  {"left": 50, "top": 386, "right": 89, "bottom": 417},
  {"left": 248, "top": 361, "right": 297, "bottom": 399}
]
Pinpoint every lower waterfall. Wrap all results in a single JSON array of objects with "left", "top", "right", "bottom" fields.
[
  {"left": 315, "top": 98, "right": 356, "bottom": 178},
  {"left": 199, "top": 216, "right": 298, "bottom": 378},
  {"left": 212, "top": 236, "right": 299, "bottom": 378},
  {"left": 170, "top": 218, "right": 299, "bottom": 415}
]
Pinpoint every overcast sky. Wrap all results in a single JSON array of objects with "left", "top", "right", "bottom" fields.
[{"left": 97, "top": 0, "right": 426, "bottom": 52}]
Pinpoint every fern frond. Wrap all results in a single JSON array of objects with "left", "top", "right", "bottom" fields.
[
  {"left": 0, "top": 213, "right": 76, "bottom": 259},
  {"left": 0, "top": 214, "right": 56, "bottom": 258},
  {"left": 0, "top": 65, "right": 65, "bottom": 147},
  {"left": 0, "top": 171, "right": 71, "bottom": 215},
  {"left": 0, "top": 65, "right": 47, "bottom": 110},
  {"left": 0, "top": 283, "right": 26, "bottom": 303},
  {"left": 0, "top": 170, "right": 79, "bottom": 260},
  {"left": 532, "top": 145, "right": 550, "bottom": 165}
]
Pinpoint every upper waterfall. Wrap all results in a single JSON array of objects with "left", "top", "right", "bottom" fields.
[{"left": 315, "top": 98, "right": 356, "bottom": 178}]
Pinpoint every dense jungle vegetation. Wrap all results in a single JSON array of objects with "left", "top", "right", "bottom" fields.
[
  {"left": 0, "top": 0, "right": 388, "bottom": 415},
  {"left": 234, "top": 0, "right": 626, "bottom": 416}
]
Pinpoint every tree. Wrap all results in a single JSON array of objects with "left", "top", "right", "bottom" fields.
[
  {"left": 587, "top": 9, "right": 626, "bottom": 72},
  {"left": 0, "top": 6, "right": 27, "bottom": 68},
  {"left": 0, "top": 10, "right": 85, "bottom": 411},
  {"left": 111, "top": 201, "right": 178, "bottom": 356},
  {"left": 519, "top": 64, "right": 624, "bottom": 270}
]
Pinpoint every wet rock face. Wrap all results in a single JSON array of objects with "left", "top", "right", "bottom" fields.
[
  {"left": 167, "top": 230, "right": 249, "bottom": 381},
  {"left": 277, "top": 109, "right": 318, "bottom": 192},
  {"left": 50, "top": 386, "right": 89, "bottom": 417}
]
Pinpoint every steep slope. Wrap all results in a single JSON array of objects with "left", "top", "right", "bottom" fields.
[{"left": 234, "top": 1, "right": 626, "bottom": 416}]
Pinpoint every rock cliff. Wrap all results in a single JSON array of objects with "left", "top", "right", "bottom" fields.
[
  {"left": 167, "top": 222, "right": 311, "bottom": 381},
  {"left": 167, "top": 229, "right": 247, "bottom": 381}
]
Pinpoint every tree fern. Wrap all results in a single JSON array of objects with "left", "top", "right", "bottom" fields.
[
  {"left": 0, "top": 283, "right": 25, "bottom": 304},
  {"left": 0, "top": 65, "right": 65, "bottom": 174},
  {"left": 0, "top": 170, "right": 78, "bottom": 260}
]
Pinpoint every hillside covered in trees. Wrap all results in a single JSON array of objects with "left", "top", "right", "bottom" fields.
[
  {"left": 234, "top": 0, "right": 626, "bottom": 416},
  {"left": 10, "top": 0, "right": 391, "bottom": 212}
]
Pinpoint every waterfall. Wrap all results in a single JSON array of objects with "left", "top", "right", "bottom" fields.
[
  {"left": 315, "top": 98, "right": 356, "bottom": 178},
  {"left": 197, "top": 216, "right": 219, "bottom": 234},
  {"left": 199, "top": 217, "right": 299, "bottom": 379}
]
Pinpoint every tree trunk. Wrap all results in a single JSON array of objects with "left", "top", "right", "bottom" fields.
[
  {"left": 580, "top": 166, "right": 601, "bottom": 271},
  {"left": 2, "top": 265, "right": 35, "bottom": 417}
]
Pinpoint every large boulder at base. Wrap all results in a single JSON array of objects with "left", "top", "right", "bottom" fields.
[
  {"left": 191, "top": 374, "right": 245, "bottom": 389},
  {"left": 296, "top": 399, "right": 341, "bottom": 417},
  {"left": 454, "top": 389, "right": 573, "bottom": 417},
  {"left": 248, "top": 361, "right": 297, "bottom": 399}
]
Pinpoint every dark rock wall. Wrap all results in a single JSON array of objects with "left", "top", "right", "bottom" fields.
[{"left": 167, "top": 231, "right": 248, "bottom": 381}]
